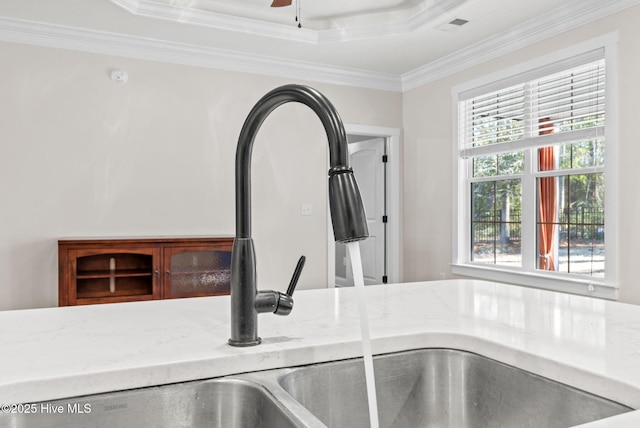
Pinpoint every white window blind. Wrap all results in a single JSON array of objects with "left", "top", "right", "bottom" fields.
[
  {"left": 535, "top": 60, "right": 605, "bottom": 134},
  {"left": 460, "top": 57, "right": 605, "bottom": 159},
  {"left": 461, "top": 84, "right": 525, "bottom": 149}
]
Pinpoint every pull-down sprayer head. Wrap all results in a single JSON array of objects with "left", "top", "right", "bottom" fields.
[{"left": 328, "top": 166, "right": 368, "bottom": 243}]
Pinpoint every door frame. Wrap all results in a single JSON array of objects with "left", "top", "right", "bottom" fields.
[{"left": 327, "top": 124, "right": 402, "bottom": 287}]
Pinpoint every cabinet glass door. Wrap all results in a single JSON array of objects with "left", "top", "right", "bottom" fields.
[{"left": 163, "top": 245, "right": 232, "bottom": 298}]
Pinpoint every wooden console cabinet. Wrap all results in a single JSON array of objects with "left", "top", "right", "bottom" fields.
[{"left": 58, "top": 236, "right": 234, "bottom": 306}]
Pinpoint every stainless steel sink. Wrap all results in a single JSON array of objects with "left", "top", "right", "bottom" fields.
[
  {"left": 1, "top": 378, "right": 305, "bottom": 428},
  {"left": 4, "top": 348, "right": 633, "bottom": 428},
  {"left": 277, "top": 348, "right": 633, "bottom": 428}
]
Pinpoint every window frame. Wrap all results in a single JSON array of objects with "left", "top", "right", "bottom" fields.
[{"left": 451, "top": 33, "right": 618, "bottom": 299}]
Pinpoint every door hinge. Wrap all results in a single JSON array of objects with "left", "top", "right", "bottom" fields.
[
  {"left": 382, "top": 215, "right": 388, "bottom": 223},
  {"left": 382, "top": 154, "right": 388, "bottom": 163},
  {"left": 382, "top": 275, "right": 388, "bottom": 284}
]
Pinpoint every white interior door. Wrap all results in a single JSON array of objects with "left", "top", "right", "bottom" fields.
[{"left": 335, "top": 137, "right": 386, "bottom": 286}]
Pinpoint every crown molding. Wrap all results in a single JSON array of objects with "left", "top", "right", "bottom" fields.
[
  {"left": 401, "top": 0, "right": 640, "bottom": 91},
  {"left": 111, "top": 0, "right": 466, "bottom": 43},
  {"left": 0, "top": 0, "right": 638, "bottom": 94},
  {"left": 0, "top": 17, "right": 402, "bottom": 92}
]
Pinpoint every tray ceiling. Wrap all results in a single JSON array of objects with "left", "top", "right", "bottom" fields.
[{"left": 0, "top": 0, "right": 637, "bottom": 90}]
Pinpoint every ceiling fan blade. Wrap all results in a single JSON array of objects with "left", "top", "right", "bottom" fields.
[{"left": 271, "top": 0, "right": 292, "bottom": 7}]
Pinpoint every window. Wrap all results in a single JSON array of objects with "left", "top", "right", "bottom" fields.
[{"left": 453, "top": 37, "right": 616, "bottom": 298}]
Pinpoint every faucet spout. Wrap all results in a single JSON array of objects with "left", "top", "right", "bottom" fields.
[{"left": 228, "top": 84, "right": 369, "bottom": 347}]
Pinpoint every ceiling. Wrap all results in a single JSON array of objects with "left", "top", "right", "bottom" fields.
[{"left": 0, "top": 0, "right": 637, "bottom": 90}]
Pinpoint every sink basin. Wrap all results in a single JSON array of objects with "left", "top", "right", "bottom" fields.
[
  {"left": 1, "top": 378, "right": 303, "bottom": 428},
  {"left": 4, "top": 348, "right": 633, "bottom": 428},
  {"left": 277, "top": 348, "right": 633, "bottom": 428}
]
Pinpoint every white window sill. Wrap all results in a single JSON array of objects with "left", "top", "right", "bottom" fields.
[{"left": 451, "top": 263, "right": 617, "bottom": 300}]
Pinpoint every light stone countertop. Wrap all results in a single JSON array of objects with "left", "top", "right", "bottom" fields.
[{"left": 2, "top": 279, "right": 640, "bottom": 426}]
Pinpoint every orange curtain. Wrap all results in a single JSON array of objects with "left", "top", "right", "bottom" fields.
[{"left": 538, "top": 118, "right": 557, "bottom": 270}]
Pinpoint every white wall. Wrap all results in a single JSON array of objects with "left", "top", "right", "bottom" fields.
[
  {"left": 0, "top": 41, "right": 402, "bottom": 310},
  {"left": 402, "top": 5, "right": 640, "bottom": 304},
  {"left": 6, "top": 6, "right": 640, "bottom": 310}
]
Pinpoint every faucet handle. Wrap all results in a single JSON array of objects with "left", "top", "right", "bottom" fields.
[
  {"left": 272, "top": 255, "right": 305, "bottom": 316},
  {"left": 286, "top": 255, "right": 306, "bottom": 296}
]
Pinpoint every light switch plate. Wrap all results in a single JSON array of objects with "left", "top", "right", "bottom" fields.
[{"left": 301, "top": 203, "right": 313, "bottom": 216}]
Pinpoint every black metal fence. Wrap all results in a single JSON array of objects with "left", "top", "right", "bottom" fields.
[
  {"left": 472, "top": 207, "right": 604, "bottom": 244},
  {"left": 472, "top": 209, "right": 521, "bottom": 244}
]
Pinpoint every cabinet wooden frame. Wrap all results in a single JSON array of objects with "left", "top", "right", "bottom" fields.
[{"left": 58, "top": 236, "right": 234, "bottom": 306}]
